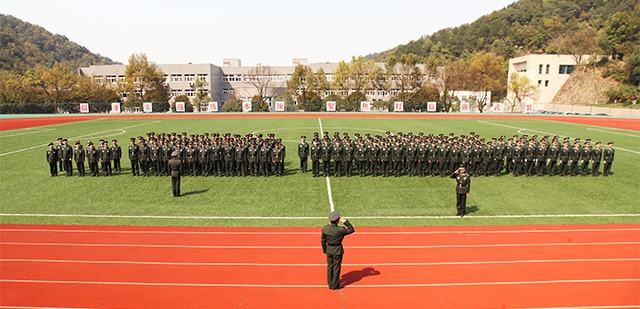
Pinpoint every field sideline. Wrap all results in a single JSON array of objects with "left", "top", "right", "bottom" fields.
[{"left": 0, "top": 113, "right": 638, "bottom": 227}]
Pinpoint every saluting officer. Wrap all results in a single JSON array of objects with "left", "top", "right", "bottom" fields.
[
  {"left": 298, "top": 136, "right": 309, "bottom": 173},
  {"left": 321, "top": 210, "right": 355, "bottom": 290},
  {"left": 46, "top": 143, "right": 58, "bottom": 176},
  {"left": 450, "top": 165, "right": 471, "bottom": 217}
]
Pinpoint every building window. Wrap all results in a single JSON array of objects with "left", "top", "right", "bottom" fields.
[
  {"left": 222, "top": 89, "right": 234, "bottom": 94},
  {"left": 197, "top": 74, "right": 208, "bottom": 81},
  {"left": 461, "top": 95, "right": 467, "bottom": 101},
  {"left": 185, "top": 89, "right": 195, "bottom": 97},
  {"left": 539, "top": 64, "right": 543, "bottom": 74},
  {"left": 118, "top": 75, "right": 125, "bottom": 81},
  {"left": 546, "top": 64, "right": 550, "bottom": 74},
  {"left": 538, "top": 80, "right": 542, "bottom": 85},
  {"left": 171, "top": 74, "right": 183, "bottom": 82},
  {"left": 559, "top": 65, "right": 575, "bottom": 74},
  {"left": 171, "top": 89, "right": 182, "bottom": 97},
  {"left": 545, "top": 80, "right": 549, "bottom": 87},
  {"left": 106, "top": 75, "right": 117, "bottom": 83},
  {"left": 222, "top": 75, "right": 241, "bottom": 82},
  {"left": 184, "top": 74, "right": 195, "bottom": 82}
]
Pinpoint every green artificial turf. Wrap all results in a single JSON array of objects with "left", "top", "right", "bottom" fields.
[{"left": 1, "top": 116, "right": 638, "bottom": 227}]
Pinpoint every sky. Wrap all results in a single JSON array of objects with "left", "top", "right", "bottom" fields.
[{"left": 2, "top": 0, "right": 517, "bottom": 66}]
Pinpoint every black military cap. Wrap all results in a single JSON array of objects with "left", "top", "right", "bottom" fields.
[
  {"left": 480, "top": 138, "right": 485, "bottom": 142},
  {"left": 48, "top": 142, "right": 54, "bottom": 146},
  {"left": 385, "top": 131, "right": 391, "bottom": 134},
  {"left": 182, "top": 132, "right": 187, "bottom": 135},
  {"left": 57, "top": 138, "right": 63, "bottom": 141},
  {"left": 130, "top": 138, "right": 135, "bottom": 142},
  {"left": 608, "top": 142, "right": 613, "bottom": 145},
  {"left": 112, "top": 139, "right": 117, "bottom": 142}
]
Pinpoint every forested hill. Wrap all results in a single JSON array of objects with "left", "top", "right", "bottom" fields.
[
  {"left": 367, "top": 0, "right": 639, "bottom": 62},
  {"left": 0, "top": 14, "right": 118, "bottom": 72}
]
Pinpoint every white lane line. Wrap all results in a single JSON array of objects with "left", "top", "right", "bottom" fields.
[
  {"left": 1, "top": 213, "right": 639, "bottom": 220},
  {"left": 2, "top": 258, "right": 637, "bottom": 267},
  {"left": 319, "top": 117, "right": 335, "bottom": 212},
  {"left": 478, "top": 120, "right": 640, "bottom": 155},
  {"left": 586, "top": 128, "right": 640, "bottom": 137},
  {"left": 0, "top": 121, "right": 162, "bottom": 157},
  {"left": 3, "top": 227, "right": 638, "bottom": 235},
  {"left": 0, "top": 128, "right": 56, "bottom": 138},
  {"left": 1, "top": 278, "right": 637, "bottom": 288},
  {"left": 2, "top": 241, "right": 637, "bottom": 249}
]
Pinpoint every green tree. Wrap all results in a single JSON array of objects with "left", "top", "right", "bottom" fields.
[
  {"left": 27, "top": 63, "right": 77, "bottom": 103},
  {"left": 434, "top": 57, "right": 469, "bottom": 112},
  {"left": 172, "top": 94, "right": 193, "bottom": 112},
  {"left": 245, "top": 64, "right": 282, "bottom": 110},
  {"left": 505, "top": 73, "right": 539, "bottom": 112},
  {"left": 333, "top": 56, "right": 377, "bottom": 111},
  {"left": 120, "top": 53, "right": 168, "bottom": 103},
  {"left": 468, "top": 52, "right": 507, "bottom": 112},
  {"left": 386, "top": 53, "right": 423, "bottom": 103},
  {"left": 192, "top": 77, "right": 212, "bottom": 111},
  {"left": 221, "top": 99, "right": 243, "bottom": 112},
  {"left": 559, "top": 27, "right": 598, "bottom": 65},
  {"left": 604, "top": 12, "right": 633, "bottom": 60}
]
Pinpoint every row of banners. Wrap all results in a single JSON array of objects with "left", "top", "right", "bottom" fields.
[{"left": 79, "top": 102, "right": 536, "bottom": 113}]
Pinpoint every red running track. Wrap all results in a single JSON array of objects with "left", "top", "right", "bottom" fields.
[
  {"left": 1, "top": 224, "right": 638, "bottom": 308},
  {"left": 1, "top": 114, "right": 639, "bottom": 131}
]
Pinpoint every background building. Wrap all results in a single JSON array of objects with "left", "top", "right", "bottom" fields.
[{"left": 507, "top": 54, "right": 577, "bottom": 103}]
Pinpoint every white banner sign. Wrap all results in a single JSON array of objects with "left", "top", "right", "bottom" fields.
[
  {"left": 460, "top": 102, "right": 470, "bottom": 113},
  {"left": 275, "top": 101, "right": 285, "bottom": 112},
  {"left": 110, "top": 103, "right": 120, "bottom": 113},
  {"left": 242, "top": 101, "right": 252, "bottom": 112},
  {"left": 79, "top": 103, "right": 89, "bottom": 113},
  {"left": 492, "top": 103, "right": 502, "bottom": 113},
  {"left": 326, "top": 101, "right": 336, "bottom": 112},
  {"left": 525, "top": 103, "right": 534, "bottom": 113},
  {"left": 175, "top": 102, "right": 185, "bottom": 112},
  {"left": 143, "top": 102, "right": 153, "bottom": 113},
  {"left": 394, "top": 101, "right": 403, "bottom": 112},
  {"left": 427, "top": 102, "right": 437, "bottom": 112},
  {"left": 208, "top": 102, "right": 218, "bottom": 112},
  {"left": 360, "top": 101, "right": 371, "bottom": 112}
]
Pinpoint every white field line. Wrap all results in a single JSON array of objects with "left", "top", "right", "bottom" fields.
[
  {"left": 1, "top": 213, "right": 639, "bottom": 220},
  {"left": 586, "top": 128, "right": 640, "bottom": 138},
  {"left": 1, "top": 258, "right": 637, "bottom": 267},
  {"left": 1, "top": 227, "right": 638, "bottom": 235},
  {"left": 0, "top": 278, "right": 637, "bottom": 288},
  {"left": 1, "top": 241, "right": 637, "bottom": 249},
  {"left": 0, "top": 121, "right": 162, "bottom": 157},
  {"left": 319, "top": 117, "right": 335, "bottom": 212},
  {"left": 0, "top": 128, "right": 56, "bottom": 138},
  {"left": 478, "top": 120, "right": 640, "bottom": 155}
]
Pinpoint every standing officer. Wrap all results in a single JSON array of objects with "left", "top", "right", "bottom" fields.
[
  {"left": 161, "top": 140, "right": 173, "bottom": 176},
  {"left": 331, "top": 140, "right": 343, "bottom": 177},
  {"left": 428, "top": 141, "right": 438, "bottom": 177},
  {"left": 512, "top": 141, "right": 524, "bottom": 177},
  {"left": 86, "top": 142, "right": 99, "bottom": 177},
  {"left": 343, "top": 139, "right": 354, "bottom": 177},
  {"left": 450, "top": 165, "right": 471, "bottom": 217},
  {"left": 168, "top": 151, "right": 183, "bottom": 197},
  {"left": 73, "top": 141, "right": 86, "bottom": 177},
  {"left": 186, "top": 143, "right": 197, "bottom": 177},
  {"left": 380, "top": 141, "right": 392, "bottom": 177},
  {"left": 321, "top": 139, "right": 332, "bottom": 177},
  {"left": 536, "top": 140, "right": 548, "bottom": 176},
  {"left": 524, "top": 141, "right": 536, "bottom": 177},
  {"left": 223, "top": 140, "right": 235, "bottom": 177},
  {"left": 417, "top": 141, "right": 428, "bottom": 177},
  {"left": 99, "top": 140, "right": 112, "bottom": 176},
  {"left": 198, "top": 142, "right": 210, "bottom": 177},
  {"left": 247, "top": 142, "right": 259, "bottom": 177},
  {"left": 310, "top": 139, "right": 321, "bottom": 177},
  {"left": 321, "top": 210, "right": 355, "bottom": 290},
  {"left": 111, "top": 140, "right": 122, "bottom": 172},
  {"left": 61, "top": 139, "right": 73, "bottom": 176},
  {"left": 603, "top": 142, "right": 615, "bottom": 177},
  {"left": 129, "top": 138, "right": 140, "bottom": 176},
  {"left": 298, "top": 136, "right": 309, "bottom": 173},
  {"left": 392, "top": 141, "right": 403, "bottom": 177},
  {"left": 56, "top": 138, "right": 65, "bottom": 173},
  {"left": 271, "top": 142, "right": 284, "bottom": 177},
  {"left": 260, "top": 140, "right": 271, "bottom": 177},
  {"left": 591, "top": 142, "right": 603, "bottom": 176},
  {"left": 46, "top": 143, "right": 58, "bottom": 176},
  {"left": 139, "top": 139, "right": 150, "bottom": 177},
  {"left": 580, "top": 142, "right": 592, "bottom": 177},
  {"left": 547, "top": 141, "right": 559, "bottom": 177},
  {"left": 558, "top": 141, "right": 570, "bottom": 176},
  {"left": 570, "top": 141, "right": 581, "bottom": 177},
  {"left": 150, "top": 139, "right": 161, "bottom": 176},
  {"left": 405, "top": 141, "right": 417, "bottom": 177}
]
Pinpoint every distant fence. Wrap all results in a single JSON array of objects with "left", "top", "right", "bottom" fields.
[{"left": 1, "top": 101, "right": 638, "bottom": 116}]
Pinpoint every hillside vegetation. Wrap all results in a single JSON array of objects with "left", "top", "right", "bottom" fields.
[{"left": 0, "top": 14, "right": 117, "bottom": 72}]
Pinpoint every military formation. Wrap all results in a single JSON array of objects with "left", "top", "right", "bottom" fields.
[
  {"left": 46, "top": 132, "right": 287, "bottom": 178},
  {"left": 46, "top": 131, "right": 616, "bottom": 179},
  {"left": 299, "top": 131, "right": 616, "bottom": 178}
]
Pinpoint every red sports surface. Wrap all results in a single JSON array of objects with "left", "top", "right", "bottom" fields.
[
  {"left": 1, "top": 113, "right": 639, "bottom": 131},
  {"left": 1, "top": 224, "right": 638, "bottom": 308}
]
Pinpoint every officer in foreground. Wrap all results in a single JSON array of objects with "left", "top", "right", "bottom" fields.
[
  {"left": 450, "top": 165, "right": 471, "bottom": 217},
  {"left": 168, "top": 151, "right": 183, "bottom": 197},
  {"left": 321, "top": 210, "right": 355, "bottom": 290}
]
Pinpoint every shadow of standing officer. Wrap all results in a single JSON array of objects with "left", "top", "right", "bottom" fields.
[
  {"left": 168, "top": 151, "right": 183, "bottom": 197},
  {"left": 321, "top": 210, "right": 355, "bottom": 290}
]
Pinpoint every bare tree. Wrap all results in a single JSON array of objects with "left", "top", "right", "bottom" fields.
[{"left": 245, "top": 64, "right": 284, "bottom": 111}]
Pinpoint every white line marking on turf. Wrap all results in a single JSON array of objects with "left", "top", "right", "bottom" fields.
[
  {"left": 318, "top": 117, "right": 335, "bottom": 212},
  {"left": 2, "top": 241, "right": 637, "bottom": 249},
  {"left": 2, "top": 258, "right": 637, "bottom": 267},
  {"left": 1, "top": 227, "right": 639, "bottom": 235},
  {"left": 0, "top": 278, "right": 636, "bottom": 288},
  {"left": 586, "top": 128, "right": 640, "bottom": 137},
  {"left": 478, "top": 120, "right": 640, "bottom": 155},
  {"left": 1, "top": 213, "right": 638, "bottom": 220},
  {"left": 0, "top": 121, "right": 162, "bottom": 157},
  {"left": 0, "top": 128, "right": 56, "bottom": 138}
]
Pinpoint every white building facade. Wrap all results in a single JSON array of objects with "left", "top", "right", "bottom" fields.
[{"left": 507, "top": 54, "right": 578, "bottom": 103}]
